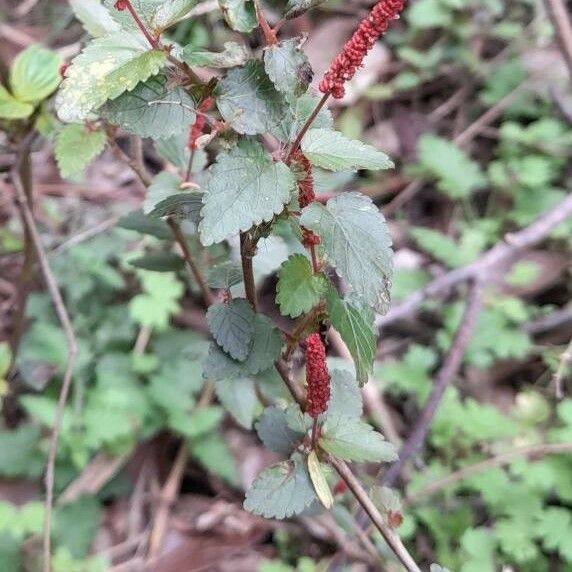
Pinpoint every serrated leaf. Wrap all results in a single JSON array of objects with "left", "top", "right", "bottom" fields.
[
  {"left": 264, "top": 38, "right": 313, "bottom": 98},
  {"left": 215, "top": 377, "right": 259, "bottom": 428},
  {"left": 285, "top": 0, "right": 327, "bottom": 19},
  {"left": 55, "top": 124, "right": 107, "bottom": 178},
  {"left": 199, "top": 139, "right": 295, "bottom": 245},
  {"left": 70, "top": 0, "right": 120, "bottom": 37},
  {"left": 190, "top": 433, "right": 238, "bottom": 485},
  {"left": 150, "top": 193, "right": 203, "bottom": 226},
  {"left": 183, "top": 41, "right": 249, "bottom": 68},
  {"left": 206, "top": 299, "right": 255, "bottom": 361},
  {"left": 203, "top": 314, "right": 282, "bottom": 379},
  {"left": 325, "top": 287, "right": 376, "bottom": 385},
  {"left": 153, "top": 0, "right": 199, "bottom": 30},
  {"left": 105, "top": 0, "right": 195, "bottom": 33},
  {"left": 102, "top": 75, "right": 195, "bottom": 139},
  {"left": 10, "top": 45, "right": 61, "bottom": 103},
  {"left": 256, "top": 407, "right": 304, "bottom": 456},
  {"left": 319, "top": 415, "right": 398, "bottom": 462},
  {"left": 56, "top": 32, "right": 167, "bottom": 123},
  {"left": 0, "top": 84, "right": 33, "bottom": 119},
  {"left": 271, "top": 93, "right": 332, "bottom": 143},
  {"left": 128, "top": 252, "right": 185, "bottom": 272},
  {"left": 301, "top": 128, "right": 393, "bottom": 172},
  {"left": 54, "top": 496, "right": 101, "bottom": 558},
  {"left": 276, "top": 254, "right": 328, "bottom": 318},
  {"left": 215, "top": 60, "right": 286, "bottom": 135},
  {"left": 300, "top": 193, "right": 393, "bottom": 314},
  {"left": 244, "top": 454, "right": 318, "bottom": 519},
  {"left": 327, "top": 369, "right": 362, "bottom": 419},
  {"left": 144, "top": 172, "right": 183, "bottom": 214},
  {"left": 207, "top": 261, "right": 243, "bottom": 289},
  {"left": 0, "top": 426, "right": 44, "bottom": 478},
  {"left": 117, "top": 209, "right": 172, "bottom": 239},
  {"left": 285, "top": 403, "right": 313, "bottom": 433},
  {"left": 219, "top": 0, "right": 257, "bottom": 32},
  {"left": 308, "top": 450, "right": 333, "bottom": 509}
]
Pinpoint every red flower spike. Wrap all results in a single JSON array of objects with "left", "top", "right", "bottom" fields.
[
  {"left": 301, "top": 228, "right": 320, "bottom": 248},
  {"left": 305, "top": 333, "right": 330, "bottom": 418},
  {"left": 114, "top": 0, "right": 129, "bottom": 10},
  {"left": 319, "top": 0, "right": 406, "bottom": 99},
  {"left": 187, "top": 97, "right": 214, "bottom": 150}
]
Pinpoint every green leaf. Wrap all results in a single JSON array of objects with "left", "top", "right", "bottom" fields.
[
  {"left": 102, "top": 75, "right": 195, "bottom": 139},
  {"left": 417, "top": 135, "right": 486, "bottom": 198},
  {"left": 215, "top": 377, "right": 259, "bottom": 429},
  {"left": 285, "top": 0, "right": 327, "bottom": 19},
  {"left": 207, "top": 261, "right": 243, "bottom": 289},
  {"left": 300, "top": 193, "right": 393, "bottom": 314},
  {"left": 171, "top": 406, "right": 224, "bottom": 438},
  {"left": 190, "top": 433, "right": 238, "bottom": 485},
  {"left": 206, "top": 299, "right": 255, "bottom": 361},
  {"left": 218, "top": 0, "right": 257, "bottom": 32},
  {"left": 56, "top": 32, "right": 167, "bottom": 123},
  {"left": 149, "top": 192, "right": 203, "bottom": 225},
  {"left": 430, "top": 565, "right": 453, "bottom": 572},
  {"left": 128, "top": 252, "right": 185, "bottom": 272},
  {"left": 10, "top": 45, "right": 61, "bottom": 103},
  {"left": 117, "top": 209, "right": 172, "bottom": 239},
  {"left": 271, "top": 93, "right": 332, "bottom": 143},
  {"left": 54, "top": 496, "right": 101, "bottom": 559},
  {"left": 536, "top": 508, "right": 572, "bottom": 560},
  {"left": 0, "top": 84, "right": 34, "bottom": 119},
  {"left": 55, "top": 124, "right": 107, "bottom": 178},
  {"left": 199, "top": 140, "right": 295, "bottom": 245},
  {"left": 307, "top": 450, "right": 333, "bottom": 509},
  {"left": 319, "top": 415, "right": 397, "bottom": 462},
  {"left": 183, "top": 41, "right": 249, "bottom": 68},
  {"left": 153, "top": 0, "right": 199, "bottom": 30},
  {"left": 144, "top": 172, "right": 183, "bottom": 214},
  {"left": 276, "top": 254, "right": 328, "bottom": 318},
  {"left": 325, "top": 288, "right": 375, "bottom": 386},
  {"left": 70, "top": 0, "right": 121, "bottom": 37},
  {"left": 244, "top": 454, "right": 318, "bottom": 519},
  {"left": 0, "top": 426, "right": 44, "bottom": 478},
  {"left": 129, "top": 271, "right": 183, "bottom": 330},
  {"left": 0, "top": 343, "right": 12, "bottom": 379},
  {"left": 264, "top": 38, "right": 313, "bottom": 98},
  {"left": 215, "top": 60, "right": 286, "bottom": 136},
  {"left": 327, "top": 369, "right": 362, "bottom": 419},
  {"left": 256, "top": 407, "right": 304, "bottom": 456},
  {"left": 301, "top": 128, "right": 393, "bottom": 172}
]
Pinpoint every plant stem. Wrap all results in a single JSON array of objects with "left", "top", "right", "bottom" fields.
[
  {"left": 167, "top": 218, "right": 215, "bottom": 306},
  {"left": 329, "top": 457, "right": 422, "bottom": 572},
  {"left": 286, "top": 92, "right": 329, "bottom": 163},
  {"left": 123, "top": 0, "right": 161, "bottom": 49},
  {"left": 254, "top": 0, "right": 277, "bottom": 45},
  {"left": 185, "top": 147, "right": 196, "bottom": 182},
  {"left": 240, "top": 232, "right": 258, "bottom": 312}
]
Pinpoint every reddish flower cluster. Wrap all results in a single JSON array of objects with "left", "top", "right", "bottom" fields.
[
  {"left": 114, "top": 0, "right": 128, "bottom": 10},
  {"left": 319, "top": 0, "right": 406, "bottom": 99},
  {"left": 305, "top": 333, "right": 330, "bottom": 418},
  {"left": 187, "top": 98, "right": 214, "bottom": 150},
  {"left": 301, "top": 228, "right": 320, "bottom": 248},
  {"left": 59, "top": 63, "right": 70, "bottom": 79},
  {"left": 290, "top": 150, "right": 315, "bottom": 208}
]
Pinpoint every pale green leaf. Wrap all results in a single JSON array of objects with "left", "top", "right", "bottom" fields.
[
  {"left": 301, "top": 128, "right": 393, "bottom": 172},
  {"left": 264, "top": 38, "right": 313, "bottom": 98},
  {"left": 190, "top": 433, "right": 238, "bottom": 485},
  {"left": 327, "top": 369, "right": 362, "bottom": 419},
  {"left": 325, "top": 288, "right": 376, "bottom": 385},
  {"left": 219, "top": 0, "right": 257, "bottom": 32},
  {"left": 128, "top": 252, "right": 185, "bottom": 272},
  {"left": 244, "top": 454, "right": 318, "bottom": 519},
  {"left": 285, "top": 0, "right": 327, "bottom": 19},
  {"left": 10, "top": 45, "right": 61, "bottom": 103},
  {"left": 256, "top": 406, "right": 304, "bottom": 456},
  {"left": 0, "top": 426, "right": 44, "bottom": 478},
  {"left": 144, "top": 172, "right": 183, "bottom": 214},
  {"left": 101, "top": 75, "right": 195, "bottom": 139},
  {"left": 276, "top": 254, "right": 328, "bottom": 318},
  {"left": 207, "top": 261, "right": 243, "bottom": 289},
  {"left": 199, "top": 140, "right": 295, "bottom": 245},
  {"left": 215, "top": 377, "right": 259, "bottom": 428},
  {"left": 104, "top": 0, "right": 193, "bottom": 33},
  {"left": 0, "top": 84, "right": 34, "bottom": 119},
  {"left": 308, "top": 450, "right": 333, "bottom": 509},
  {"left": 183, "top": 41, "right": 249, "bottom": 68},
  {"left": 215, "top": 60, "right": 285, "bottom": 135},
  {"left": 69, "top": 0, "right": 121, "bottom": 37},
  {"left": 0, "top": 343, "right": 12, "bottom": 379},
  {"left": 319, "top": 415, "right": 397, "bottom": 462},
  {"left": 55, "top": 124, "right": 107, "bottom": 178},
  {"left": 153, "top": 0, "right": 199, "bottom": 30},
  {"left": 431, "top": 565, "right": 453, "bottom": 572},
  {"left": 206, "top": 299, "right": 255, "bottom": 361},
  {"left": 54, "top": 496, "right": 101, "bottom": 559},
  {"left": 300, "top": 193, "right": 393, "bottom": 314},
  {"left": 149, "top": 193, "right": 203, "bottom": 225},
  {"left": 56, "top": 32, "right": 167, "bottom": 123},
  {"left": 117, "top": 209, "right": 172, "bottom": 240}
]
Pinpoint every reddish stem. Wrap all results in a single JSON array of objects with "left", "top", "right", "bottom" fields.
[
  {"left": 254, "top": 0, "right": 278, "bottom": 45},
  {"left": 121, "top": 0, "right": 161, "bottom": 49}
]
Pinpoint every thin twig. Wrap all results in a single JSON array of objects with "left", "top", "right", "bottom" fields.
[
  {"left": 240, "top": 232, "right": 258, "bottom": 312},
  {"left": 9, "top": 172, "right": 78, "bottom": 572},
  {"left": 406, "top": 442, "right": 572, "bottom": 504},
  {"left": 329, "top": 457, "right": 422, "bottom": 572},
  {"left": 110, "top": 140, "right": 153, "bottom": 187},
  {"left": 543, "top": 0, "right": 572, "bottom": 78},
  {"left": 167, "top": 218, "right": 215, "bottom": 306},
  {"left": 381, "top": 281, "right": 484, "bottom": 487},
  {"left": 377, "top": 192, "right": 572, "bottom": 330}
]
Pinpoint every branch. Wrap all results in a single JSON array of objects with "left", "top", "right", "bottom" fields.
[
  {"left": 329, "top": 457, "right": 422, "bottom": 572},
  {"left": 406, "top": 442, "right": 572, "bottom": 504},
  {"left": 9, "top": 171, "right": 78, "bottom": 572},
  {"left": 377, "top": 192, "right": 572, "bottom": 331},
  {"left": 543, "top": 0, "right": 572, "bottom": 78},
  {"left": 240, "top": 231, "right": 258, "bottom": 312},
  {"left": 167, "top": 218, "right": 215, "bottom": 306},
  {"left": 381, "top": 281, "right": 484, "bottom": 488}
]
